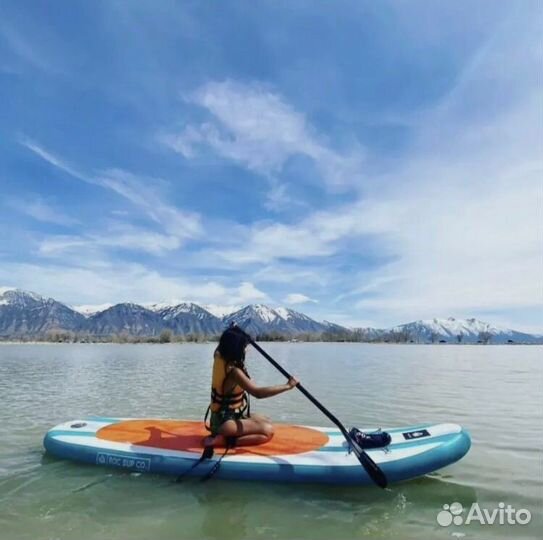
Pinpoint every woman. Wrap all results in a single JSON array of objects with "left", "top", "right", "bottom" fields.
[{"left": 204, "top": 327, "right": 299, "bottom": 447}]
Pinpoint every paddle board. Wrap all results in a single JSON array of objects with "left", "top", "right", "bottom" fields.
[{"left": 44, "top": 417, "right": 470, "bottom": 485}]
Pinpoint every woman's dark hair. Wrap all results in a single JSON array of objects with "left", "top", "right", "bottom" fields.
[{"left": 217, "top": 327, "right": 250, "bottom": 375}]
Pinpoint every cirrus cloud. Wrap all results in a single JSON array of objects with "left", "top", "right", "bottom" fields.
[
  {"left": 283, "top": 293, "right": 317, "bottom": 305},
  {"left": 163, "top": 80, "right": 364, "bottom": 191}
]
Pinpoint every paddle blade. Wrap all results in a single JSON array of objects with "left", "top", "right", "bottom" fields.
[{"left": 351, "top": 444, "right": 388, "bottom": 488}]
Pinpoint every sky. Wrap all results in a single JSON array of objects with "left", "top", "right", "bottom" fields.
[{"left": 0, "top": 1, "right": 541, "bottom": 331}]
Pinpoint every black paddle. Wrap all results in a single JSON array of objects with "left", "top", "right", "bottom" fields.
[{"left": 233, "top": 325, "right": 388, "bottom": 489}]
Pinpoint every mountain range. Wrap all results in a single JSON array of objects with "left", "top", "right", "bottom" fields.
[{"left": 0, "top": 288, "right": 541, "bottom": 344}]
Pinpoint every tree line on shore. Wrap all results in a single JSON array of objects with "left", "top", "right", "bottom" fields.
[{"left": 0, "top": 328, "right": 499, "bottom": 344}]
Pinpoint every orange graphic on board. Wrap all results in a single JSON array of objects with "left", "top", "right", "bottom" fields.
[{"left": 97, "top": 419, "right": 329, "bottom": 456}]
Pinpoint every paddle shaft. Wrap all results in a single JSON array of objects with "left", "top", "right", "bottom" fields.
[
  {"left": 248, "top": 338, "right": 350, "bottom": 439},
  {"left": 241, "top": 331, "right": 388, "bottom": 488}
]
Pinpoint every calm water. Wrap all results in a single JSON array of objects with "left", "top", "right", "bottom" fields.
[{"left": 0, "top": 343, "right": 541, "bottom": 540}]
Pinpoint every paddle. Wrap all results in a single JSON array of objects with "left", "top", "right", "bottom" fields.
[{"left": 233, "top": 324, "right": 388, "bottom": 489}]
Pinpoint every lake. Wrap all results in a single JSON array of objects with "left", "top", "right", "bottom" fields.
[{"left": 0, "top": 343, "right": 541, "bottom": 539}]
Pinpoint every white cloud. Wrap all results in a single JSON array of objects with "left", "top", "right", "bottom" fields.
[
  {"left": 203, "top": 304, "right": 242, "bottom": 318},
  {"left": 9, "top": 196, "right": 79, "bottom": 226},
  {"left": 205, "top": 23, "right": 542, "bottom": 327},
  {"left": 96, "top": 168, "right": 201, "bottom": 239},
  {"left": 72, "top": 303, "right": 113, "bottom": 316},
  {"left": 38, "top": 227, "right": 182, "bottom": 257},
  {"left": 236, "top": 281, "right": 269, "bottom": 303},
  {"left": 263, "top": 180, "right": 294, "bottom": 211},
  {"left": 164, "top": 80, "right": 364, "bottom": 190},
  {"left": 283, "top": 293, "right": 317, "bottom": 305},
  {"left": 20, "top": 138, "right": 88, "bottom": 180},
  {"left": 348, "top": 28, "right": 542, "bottom": 325},
  {"left": 20, "top": 142, "right": 202, "bottom": 253},
  {"left": 253, "top": 264, "right": 329, "bottom": 286},
  {"left": 0, "top": 262, "right": 269, "bottom": 308},
  {"left": 215, "top": 197, "right": 399, "bottom": 264},
  {"left": 38, "top": 236, "right": 89, "bottom": 256},
  {"left": 353, "top": 170, "right": 541, "bottom": 319}
]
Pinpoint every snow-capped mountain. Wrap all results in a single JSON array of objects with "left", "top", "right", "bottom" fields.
[
  {"left": 274, "top": 307, "right": 329, "bottom": 333},
  {"left": 0, "top": 289, "right": 541, "bottom": 342},
  {"left": 155, "top": 303, "right": 223, "bottom": 335},
  {"left": 0, "top": 288, "right": 86, "bottom": 336},
  {"left": 392, "top": 317, "right": 542, "bottom": 344},
  {"left": 87, "top": 303, "right": 164, "bottom": 337},
  {"left": 223, "top": 304, "right": 327, "bottom": 335}
]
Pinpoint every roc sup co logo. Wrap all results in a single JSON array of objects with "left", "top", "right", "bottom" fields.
[{"left": 437, "top": 502, "right": 531, "bottom": 527}]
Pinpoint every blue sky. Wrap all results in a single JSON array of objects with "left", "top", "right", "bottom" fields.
[{"left": 0, "top": 1, "right": 541, "bottom": 331}]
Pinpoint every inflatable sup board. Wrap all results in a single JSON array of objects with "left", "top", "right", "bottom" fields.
[{"left": 44, "top": 417, "right": 470, "bottom": 485}]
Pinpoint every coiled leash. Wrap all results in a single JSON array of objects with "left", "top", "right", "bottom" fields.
[
  {"left": 201, "top": 437, "right": 236, "bottom": 482},
  {"left": 175, "top": 437, "right": 236, "bottom": 483},
  {"left": 175, "top": 446, "right": 215, "bottom": 482}
]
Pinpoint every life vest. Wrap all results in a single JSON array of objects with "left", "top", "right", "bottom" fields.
[{"left": 210, "top": 351, "right": 248, "bottom": 413}]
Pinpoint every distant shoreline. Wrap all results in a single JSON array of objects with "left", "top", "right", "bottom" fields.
[{"left": 0, "top": 339, "right": 538, "bottom": 346}]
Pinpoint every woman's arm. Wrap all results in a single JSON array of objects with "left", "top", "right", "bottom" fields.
[{"left": 231, "top": 367, "right": 298, "bottom": 399}]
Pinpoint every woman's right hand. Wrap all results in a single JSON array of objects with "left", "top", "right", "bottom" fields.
[{"left": 287, "top": 376, "right": 299, "bottom": 389}]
